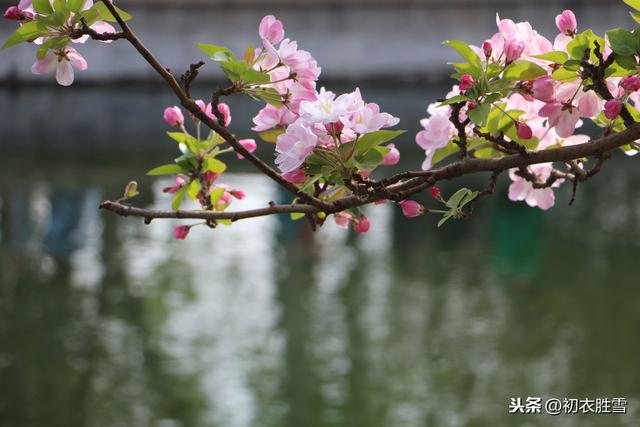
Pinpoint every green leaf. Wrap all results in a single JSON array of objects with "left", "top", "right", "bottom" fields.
[
  {"left": 468, "top": 103, "right": 491, "bottom": 127},
  {"left": 567, "top": 30, "right": 604, "bottom": 61},
  {"left": 552, "top": 67, "right": 580, "bottom": 82},
  {"left": 203, "top": 157, "right": 227, "bottom": 173},
  {"left": 36, "top": 36, "right": 70, "bottom": 59},
  {"left": 123, "top": 181, "right": 139, "bottom": 199},
  {"left": 631, "top": 11, "right": 640, "bottom": 25},
  {"left": 251, "top": 87, "right": 283, "bottom": 107},
  {"left": 290, "top": 212, "right": 306, "bottom": 221},
  {"left": 33, "top": 0, "right": 53, "bottom": 14},
  {"left": 607, "top": 29, "right": 640, "bottom": 56},
  {"left": 443, "top": 40, "right": 483, "bottom": 69},
  {"left": 186, "top": 180, "right": 202, "bottom": 200},
  {"left": 355, "top": 130, "right": 406, "bottom": 155},
  {"left": 353, "top": 149, "right": 384, "bottom": 171},
  {"left": 503, "top": 60, "right": 547, "bottom": 81},
  {"left": 196, "top": 43, "right": 236, "bottom": 62},
  {"left": 220, "top": 61, "right": 249, "bottom": 82},
  {"left": 258, "top": 129, "right": 284, "bottom": 143},
  {"left": 623, "top": 0, "right": 640, "bottom": 11},
  {"left": 438, "top": 95, "right": 468, "bottom": 107},
  {"left": 531, "top": 51, "right": 569, "bottom": 63},
  {"left": 171, "top": 186, "right": 187, "bottom": 211},
  {"left": 240, "top": 69, "right": 270, "bottom": 85},
  {"left": 2, "top": 21, "right": 48, "bottom": 50},
  {"left": 68, "top": 0, "right": 87, "bottom": 13},
  {"left": 437, "top": 213, "right": 454, "bottom": 227},
  {"left": 90, "top": 2, "right": 132, "bottom": 22},
  {"left": 446, "top": 188, "right": 473, "bottom": 209},
  {"left": 209, "top": 187, "right": 226, "bottom": 205},
  {"left": 147, "top": 164, "right": 184, "bottom": 175}
]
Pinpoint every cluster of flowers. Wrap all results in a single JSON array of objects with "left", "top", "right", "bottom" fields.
[
  {"left": 4, "top": 0, "right": 115, "bottom": 85},
  {"left": 415, "top": 10, "right": 640, "bottom": 210}
]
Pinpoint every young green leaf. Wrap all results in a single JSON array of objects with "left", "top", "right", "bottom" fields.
[
  {"left": 443, "top": 40, "right": 483, "bottom": 69},
  {"left": 196, "top": 43, "right": 237, "bottom": 62},
  {"left": 33, "top": 0, "right": 53, "bottom": 14},
  {"left": 203, "top": 157, "right": 227, "bottom": 174},
  {"left": 90, "top": 2, "right": 132, "bottom": 22},
  {"left": 502, "top": 60, "right": 547, "bottom": 80},
  {"left": 147, "top": 164, "right": 184, "bottom": 175},
  {"left": 531, "top": 51, "right": 569, "bottom": 64},
  {"left": 355, "top": 130, "right": 406, "bottom": 155},
  {"left": 607, "top": 29, "right": 640, "bottom": 56},
  {"left": 171, "top": 186, "right": 187, "bottom": 211},
  {"left": 623, "top": 0, "right": 640, "bottom": 11},
  {"left": 186, "top": 180, "right": 202, "bottom": 200},
  {"left": 468, "top": 103, "right": 491, "bottom": 127},
  {"left": 2, "top": 21, "right": 48, "bottom": 50},
  {"left": 258, "top": 129, "right": 284, "bottom": 143}
]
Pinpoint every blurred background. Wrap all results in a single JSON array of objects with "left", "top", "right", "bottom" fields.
[{"left": 1, "top": 1, "right": 640, "bottom": 426}]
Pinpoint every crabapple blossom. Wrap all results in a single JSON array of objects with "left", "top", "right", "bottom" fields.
[
  {"left": 555, "top": 10, "right": 577, "bottom": 36},
  {"left": 236, "top": 139, "right": 257, "bottom": 159},
  {"left": 430, "top": 187, "right": 442, "bottom": 200},
  {"left": 282, "top": 169, "right": 306, "bottom": 184},
  {"left": 275, "top": 119, "right": 318, "bottom": 172},
  {"left": 353, "top": 216, "right": 371, "bottom": 234},
  {"left": 516, "top": 122, "right": 533, "bottom": 140},
  {"left": 399, "top": 200, "right": 424, "bottom": 218},
  {"left": 173, "top": 225, "right": 191, "bottom": 240},
  {"left": 163, "top": 176, "right": 186, "bottom": 194},
  {"left": 382, "top": 143, "right": 400, "bottom": 165},
  {"left": 459, "top": 74, "right": 474, "bottom": 92},
  {"left": 604, "top": 100, "right": 623, "bottom": 119},
  {"left": 163, "top": 106, "right": 184, "bottom": 127},
  {"left": 532, "top": 76, "right": 555, "bottom": 103},
  {"left": 333, "top": 212, "right": 353, "bottom": 229},
  {"left": 31, "top": 47, "right": 87, "bottom": 86},
  {"left": 621, "top": 75, "right": 640, "bottom": 92},
  {"left": 259, "top": 15, "right": 284, "bottom": 45},
  {"left": 482, "top": 40, "right": 493, "bottom": 57},
  {"left": 508, "top": 164, "right": 562, "bottom": 210},
  {"left": 538, "top": 102, "right": 580, "bottom": 138},
  {"left": 504, "top": 40, "right": 525, "bottom": 63}
]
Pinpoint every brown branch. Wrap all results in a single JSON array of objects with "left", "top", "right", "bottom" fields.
[
  {"left": 180, "top": 61, "right": 205, "bottom": 98},
  {"left": 96, "top": 0, "right": 328, "bottom": 210},
  {"left": 69, "top": 18, "right": 126, "bottom": 41}
]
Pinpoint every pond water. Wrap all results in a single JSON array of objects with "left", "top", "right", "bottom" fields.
[{"left": 1, "top": 84, "right": 640, "bottom": 427}]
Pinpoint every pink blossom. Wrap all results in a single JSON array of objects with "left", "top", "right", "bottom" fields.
[
  {"left": 217, "top": 103, "right": 232, "bottom": 126},
  {"left": 282, "top": 168, "right": 306, "bottom": 184},
  {"left": 430, "top": 187, "right": 442, "bottom": 200},
  {"left": 300, "top": 88, "right": 363, "bottom": 124},
  {"left": 163, "top": 106, "right": 184, "bottom": 127},
  {"left": 416, "top": 114, "right": 455, "bottom": 151},
  {"left": 275, "top": 119, "right": 318, "bottom": 172},
  {"left": 236, "top": 139, "right": 257, "bottom": 159},
  {"left": 604, "top": 100, "right": 623, "bottom": 120},
  {"left": 340, "top": 102, "right": 399, "bottom": 134},
  {"left": 193, "top": 100, "right": 231, "bottom": 126},
  {"left": 382, "top": 143, "right": 400, "bottom": 165},
  {"left": 202, "top": 171, "right": 220, "bottom": 185},
  {"left": 173, "top": 225, "right": 191, "bottom": 240},
  {"left": 333, "top": 212, "right": 352, "bottom": 229},
  {"left": 508, "top": 164, "right": 562, "bottom": 210},
  {"left": 532, "top": 76, "right": 555, "bottom": 102},
  {"left": 459, "top": 74, "right": 474, "bottom": 92},
  {"left": 621, "top": 75, "right": 640, "bottom": 92},
  {"left": 538, "top": 101, "right": 580, "bottom": 138},
  {"left": 4, "top": 5, "right": 33, "bottom": 20},
  {"left": 259, "top": 15, "right": 284, "bottom": 45},
  {"left": 399, "top": 200, "right": 424, "bottom": 218},
  {"left": 516, "top": 122, "right": 533, "bottom": 139},
  {"left": 504, "top": 40, "right": 524, "bottom": 63},
  {"left": 352, "top": 216, "right": 371, "bottom": 234},
  {"left": 31, "top": 48, "right": 88, "bottom": 86},
  {"left": 163, "top": 176, "right": 186, "bottom": 194},
  {"left": 252, "top": 105, "right": 297, "bottom": 131},
  {"left": 555, "top": 10, "right": 577, "bottom": 36}
]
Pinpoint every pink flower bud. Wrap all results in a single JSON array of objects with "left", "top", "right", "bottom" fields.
[
  {"left": 259, "top": 15, "right": 285, "bottom": 45},
  {"left": 333, "top": 212, "right": 352, "bottom": 229},
  {"left": 217, "top": 103, "right": 232, "bottom": 127},
  {"left": 163, "top": 106, "right": 184, "bottom": 127},
  {"left": 399, "top": 200, "right": 424, "bottom": 218},
  {"left": 324, "top": 121, "right": 344, "bottom": 137},
  {"left": 430, "top": 187, "right": 442, "bottom": 199},
  {"left": 202, "top": 171, "right": 220, "bottom": 186},
  {"left": 382, "top": 143, "right": 400, "bottom": 165},
  {"left": 555, "top": 10, "right": 577, "bottom": 36},
  {"left": 352, "top": 216, "right": 371, "bottom": 235},
  {"left": 482, "top": 40, "right": 493, "bottom": 58},
  {"left": 459, "top": 74, "right": 474, "bottom": 92},
  {"left": 604, "top": 99, "right": 623, "bottom": 120},
  {"left": 236, "top": 138, "right": 257, "bottom": 159},
  {"left": 621, "top": 75, "right": 640, "bottom": 92},
  {"left": 230, "top": 189, "right": 246, "bottom": 200},
  {"left": 466, "top": 101, "right": 477, "bottom": 110},
  {"left": 163, "top": 176, "right": 186, "bottom": 193},
  {"left": 282, "top": 169, "right": 306, "bottom": 184},
  {"left": 516, "top": 122, "right": 533, "bottom": 140},
  {"left": 532, "top": 76, "right": 555, "bottom": 102},
  {"left": 173, "top": 225, "right": 190, "bottom": 240},
  {"left": 504, "top": 40, "right": 524, "bottom": 64},
  {"left": 4, "top": 6, "right": 31, "bottom": 20}
]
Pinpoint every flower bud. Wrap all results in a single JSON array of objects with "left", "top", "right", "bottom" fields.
[
  {"left": 3, "top": 6, "right": 33, "bottom": 21},
  {"left": 482, "top": 40, "right": 493, "bottom": 58},
  {"left": 604, "top": 99, "right": 623, "bottom": 120},
  {"left": 353, "top": 216, "right": 371, "bottom": 234},
  {"left": 236, "top": 138, "right": 257, "bottom": 159},
  {"left": 555, "top": 10, "right": 577, "bottom": 36},
  {"left": 173, "top": 225, "right": 191, "bottom": 240},
  {"left": 333, "top": 212, "right": 352, "bottom": 229},
  {"left": 217, "top": 103, "right": 232, "bottom": 127},
  {"left": 163, "top": 176, "right": 186, "bottom": 193},
  {"left": 324, "top": 121, "right": 344, "bottom": 137},
  {"left": 516, "top": 122, "right": 533, "bottom": 140},
  {"left": 399, "top": 200, "right": 424, "bottom": 218},
  {"left": 202, "top": 171, "right": 220, "bottom": 186},
  {"left": 382, "top": 143, "right": 400, "bottom": 165},
  {"left": 230, "top": 189, "right": 246, "bottom": 200},
  {"left": 459, "top": 74, "right": 474, "bottom": 92},
  {"left": 163, "top": 106, "right": 184, "bottom": 127},
  {"left": 532, "top": 76, "right": 555, "bottom": 102},
  {"left": 282, "top": 169, "right": 306, "bottom": 184},
  {"left": 430, "top": 187, "right": 442, "bottom": 199},
  {"left": 621, "top": 75, "right": 640, "bottom": 92},
  {"left": 259, "top": 15, "right": 285, "bottom": 45},
  {"left": 504, "top": 40, "right": 524, "bottom": 64}
]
